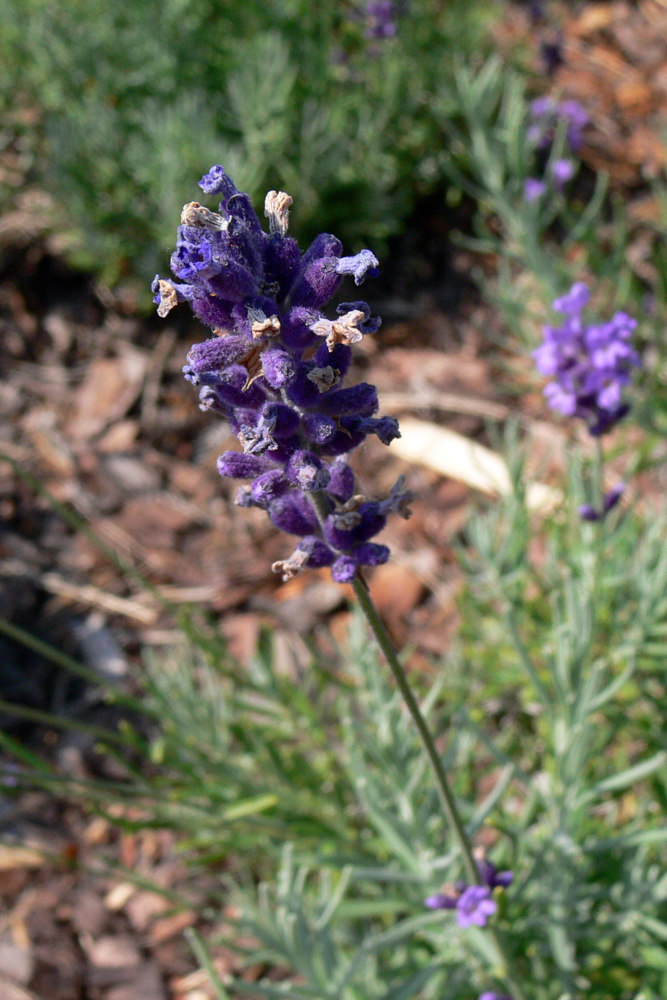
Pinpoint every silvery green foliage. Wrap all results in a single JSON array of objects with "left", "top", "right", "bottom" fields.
[
  {"left": 434, "top": 58, "right": 616, "bottom": 336},
  {"left": 0, "top": 0, "right": 493, "bottom": 285}
]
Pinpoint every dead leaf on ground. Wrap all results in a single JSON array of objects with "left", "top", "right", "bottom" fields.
[
  {"left": 67, "top": 348, "right": 147, "bottom": 440},
  {"left": 369, "top": 563, "right": 425, "bottom": 626},
  {"left": 0, "top": 847, "right": 45, "bottom": 872}
]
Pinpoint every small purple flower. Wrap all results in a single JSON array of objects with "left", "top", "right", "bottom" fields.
[
  {"left": 425, "top": 892, "right": 458, "bottom": 910},
  {"left": 533, "top": 284, "right": 639, "bottom": 435},
  {"left": 476, "top": 860, "right": 513, "bottom": 889},
  {"left": 153, "top": 167, "right": 409, "bottom": 584},
  {"left": 425, "top": 859, "right": 512, "bottom": 925},
  {"left": 524, "top": 178, "right": 546, "bottom": 203},
  {"left": 579, "top": 483, "right": 624, "bottom": 522},
  {"left": 529, "top": 96, "right": 588, "bottom": 152},
  {"left": 364, "top": 0, "right": 397, "bottom": 38},
  {"left": 552, "top": 282, "right": 590, "bottom": 315},
  {"left": 550, "top": 158, "right": 575, "bottom": 189},
  {"left": 456, "top": 886, "right": 497, "bottom": 929},
  {"left": 558, "top": 99, "right": 589, "bottom": 151},
  {"left": 479, "top": 994, "right": 513, "bottom": 1000}
]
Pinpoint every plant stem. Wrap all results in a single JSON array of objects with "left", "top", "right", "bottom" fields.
[
  {"left": 351, "top": 575, "right": 528, "bottom": 1000},
  {"left": 351, "top": 576, "right": 480, "bottom": 884},
  {"left": 594, "top": 437, "right": 604, "bottom": 512},
  {"left": 309, "top": 490, "right": 526, "bottom": 997}
]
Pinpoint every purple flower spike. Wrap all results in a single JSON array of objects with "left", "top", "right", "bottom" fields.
[
  {"left": 365, "top": 1, "right": 398, "bottom": 39},
  {"left": 534, "top": 285, "right": 638, "bottom": 435},
  {"left": 456, "top": 886, "right": 497, "bottom": 929},
  {"left": 604, "top": 482, "right": 624, "bottom": 512},
  {"left": 529, "top": 95, "right": 588, "bottom": 153},
  {"left": 477, "top": 860, "right": 514, "bottom": 889},
  {"left": 153, "top": 167, "right": 409, "bottom": 584}
]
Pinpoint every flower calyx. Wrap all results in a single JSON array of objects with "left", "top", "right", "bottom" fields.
[
  {"left": 264, "top": 190, "right": 293, "bottom": 237},
  {"left": 180, "top": 201, "right": 228, "bottom": 231},
  {"left": 310, "top": 309, "right": 366, "bottom": 351},
  {"left": 307, "top": 365, "right": 342, "bottom": 393}
]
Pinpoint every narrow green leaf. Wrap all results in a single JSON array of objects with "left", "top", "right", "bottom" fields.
[{"left": 589, "top": 752, "right": 667, "bottom": 797}]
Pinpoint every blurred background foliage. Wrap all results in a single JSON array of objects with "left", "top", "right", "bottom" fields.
[{"left": 0, "top": 0, "right": 496, "bottom": 288}]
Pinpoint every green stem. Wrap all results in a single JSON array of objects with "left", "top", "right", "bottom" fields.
[
  {"left": 351, "top": 576, "right": 479, "bottom": 884},
  {"left": 309, "top": 491, "right": 526, "bottom": 997},
  {"left": 351, "top": 576, "right": 528, "bottom": 1000},
  {"left": 594, "top": 437, "right": 605, "bottom": 513}
]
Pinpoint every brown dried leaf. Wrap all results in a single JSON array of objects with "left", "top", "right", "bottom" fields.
[
  {"left": 125, "top": 891, "right": 170, "bottom": 932},
  {"left": 368, "top": 563, "right": 425, "bottom": 635},
  {"left": 87, "top": 936, "right": 142, "bottom": 970},
  {"left": 614, "top": 80, "right": 653, "bottom": 112},
  {"left": 626, "top": 127, "right": 667, "bottom": 173},
  {"left": 149, "top": 910, "right": 196, "bottom": 945},
  {"left": 0, "top": 848, "right": 45, "bottom": 872},
  {"left": 68, "top": 348, "right": 147, "bottom": 440},
  {"left": 571, "top": 4, "right": 616, "bottom": 35}
]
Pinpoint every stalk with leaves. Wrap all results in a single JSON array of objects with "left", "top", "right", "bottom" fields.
[{"left": 153, "top": 165, "right": 526, "bottom": 998}]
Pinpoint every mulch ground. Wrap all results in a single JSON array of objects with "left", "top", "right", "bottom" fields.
[{"left": 2, "top": 1, "right": 667, "bottom": 996}]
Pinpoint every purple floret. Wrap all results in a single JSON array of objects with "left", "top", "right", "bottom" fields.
[
  {"left": 579, "top": 482, "right": 624, "bottom": 522},
  {"left": 364, "top": 0, "right": 397, "bottom": 38},
  {"left": 528, "top": 95, "right": 588, "bottom": 152},
  {"left": 533, "top": 284, "right": 639, "bottom": 435},
  {"left": 456, "top": 886, "right": 497, "bottom": 929},
  {"left": 550, "top": 158, "right": 575, "bottom": 188},
  {"left": 153, "top": 166, "right": 410, "bottom": 584},
  {"left": 524, "top": 178, "right": 546, "bottom": 203},
  {"left": 425, "top": 859, "right": 513, "bottom": 925}
]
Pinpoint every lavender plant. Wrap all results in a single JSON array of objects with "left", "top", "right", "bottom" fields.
[
  {"left": 154, "top": 234, "right": 667, "bottom": 999},
  {"left": 153, "top": 166, "right": 529, "bottom": 999}
]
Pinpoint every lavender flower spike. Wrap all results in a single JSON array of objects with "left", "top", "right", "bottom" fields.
[
  {"left": 153, "top": 166, "right": 407, "bottom": 583},
  {"left": 533, "top": 283, "right": 639, "bottom": 436}
]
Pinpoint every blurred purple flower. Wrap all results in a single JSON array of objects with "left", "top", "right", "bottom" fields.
[
  {"left": 533, "top": 284, "right": 639, "bottom": 435},
  {"left": 476, "top": 860, "right": 514, "bottom": 889},
  {"left": 479, "top": 994, "right": 513, "bottom": 1000},
  {"left": 550, "top": 158, "right": 575, "bottom": 188},
  {"left": 579, "top": 483, "right": 624, "bottom": 521},
  {"left": 425, "top": 892, "right": 458, "bottom": 910},
  {"left": 456, "top": 886, "right": 497, "bottom": 928},
  {"left": 529, "top": 96, "right": 588, "bottom": 151},
  {"left": 425, "top": 859, "right": 512, "bottom": 926},
  {"left": 153, "top": 168, "right": 410, "bottom": 584},
  {"left": 524, "top": 178, "right": 547, "bottom": 202},
  {"left": 552, "top": 281, "right": 590, "bottom": 314},
  {"left": 364, "top": 1, "right": 397, "bottom": 38}
]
